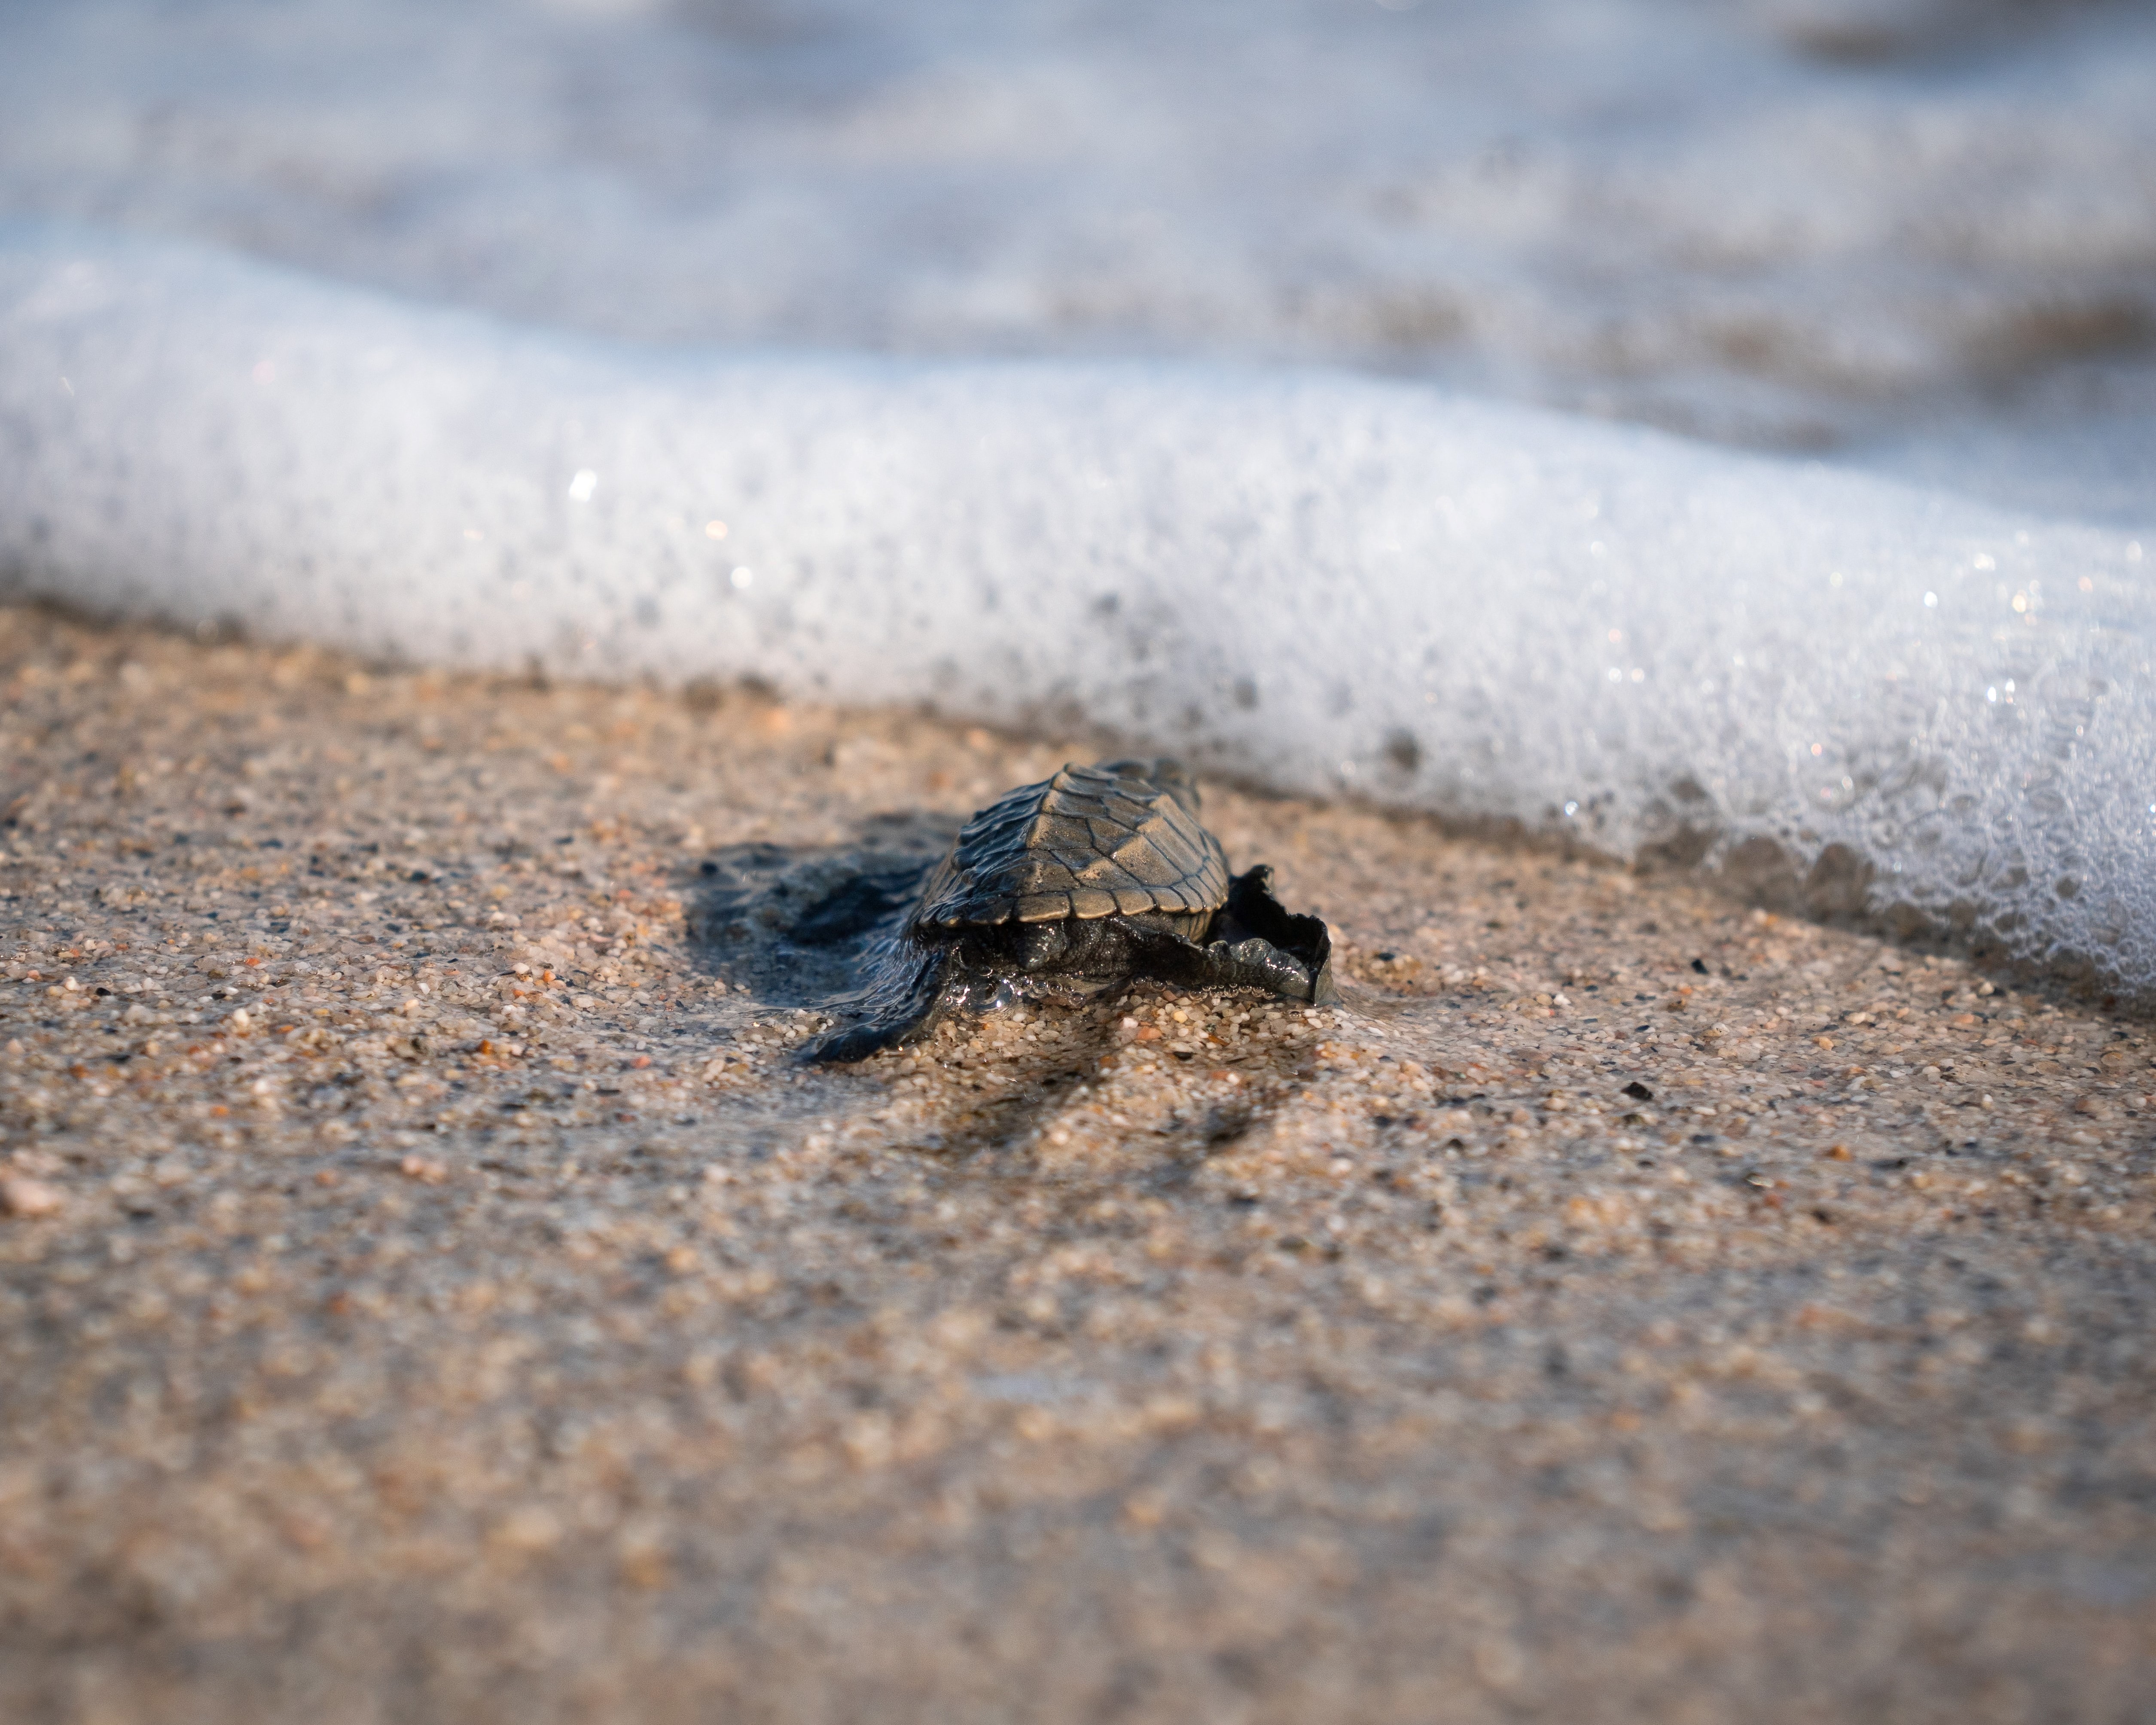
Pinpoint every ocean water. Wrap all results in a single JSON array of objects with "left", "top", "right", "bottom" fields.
[
  {"left": 2, "top": 0, "right": 2154, "bottom": 994},
  {"left": 9, "top": 0, "right": 2156, "bottom": 466}
]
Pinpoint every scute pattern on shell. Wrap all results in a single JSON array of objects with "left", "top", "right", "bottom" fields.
[{"left": 914, "top": 761, "right": 1232, "bottom": 929}]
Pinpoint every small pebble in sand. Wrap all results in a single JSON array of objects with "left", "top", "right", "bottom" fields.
[{"left": 0, "top": 1175, "right": 64, "bottom": 1218}]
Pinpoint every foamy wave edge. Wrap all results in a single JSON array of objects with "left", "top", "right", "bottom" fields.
[{"left": 5, "top": 226, "right": 2153, "bottom": 1001}]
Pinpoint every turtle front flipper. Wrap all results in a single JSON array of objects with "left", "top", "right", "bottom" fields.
[
  {"left": 800, "top": 938, "right": 962, "bottom": 1064},
  {"left": 1217, "top": 866, "right": 1336, "bottom": 999},
  {"left": 1127, "top": 865, "right": 1337, "bottom": 1005}
]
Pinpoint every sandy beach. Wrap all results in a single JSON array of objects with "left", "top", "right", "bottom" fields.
[{"left": 2, "top": 600, "right": 2152, "bottom": 1722}]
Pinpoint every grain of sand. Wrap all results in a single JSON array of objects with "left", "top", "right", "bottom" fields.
[{"left": 1, "top": 605, "right": 2152, "bottom": 1723}]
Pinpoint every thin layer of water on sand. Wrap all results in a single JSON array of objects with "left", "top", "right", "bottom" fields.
[{"left": 2, "top": 606, "right": 2152, "bottom": 1722}]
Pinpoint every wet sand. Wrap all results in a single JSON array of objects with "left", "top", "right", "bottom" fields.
[{"left": 1, "top": 603, "right": 2151, "bottom": 1724}]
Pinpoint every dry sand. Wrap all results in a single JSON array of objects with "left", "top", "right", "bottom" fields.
[{"left": 0, "top": 602, "right": 2151, "bottom": 1723}]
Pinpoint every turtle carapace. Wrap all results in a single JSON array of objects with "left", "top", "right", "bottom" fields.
[{"left": 803, "top": 758, "right": 1336, "bottom": 1064}]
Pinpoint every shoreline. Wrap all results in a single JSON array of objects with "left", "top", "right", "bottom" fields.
[
  {"left": 13, "top": 224, "right": 2156, "bottom": 1020},
  {"left": 2, "top": 603, "right": 2152, "bottom": 1721}
]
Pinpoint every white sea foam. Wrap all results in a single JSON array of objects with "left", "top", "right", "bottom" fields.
[{"left": 4, "top": 227, "right": 2153, "bottom": 996}]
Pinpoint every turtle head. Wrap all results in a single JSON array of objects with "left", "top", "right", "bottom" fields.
[
  {"left": 1010, "top": 920, "right": 1070, "bottom": 972},
  {"left": 1100, "top": 756, "right": 1201, "bottom": 816}
]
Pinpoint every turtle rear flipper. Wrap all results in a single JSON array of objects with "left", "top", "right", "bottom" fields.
[{"left": 800, "top": 940, "right": 960, "bottom": 1064}]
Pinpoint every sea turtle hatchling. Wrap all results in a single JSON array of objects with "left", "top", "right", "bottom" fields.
[{"left": 804, "top": 758, "right": 1336, "bottom": 1063}]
